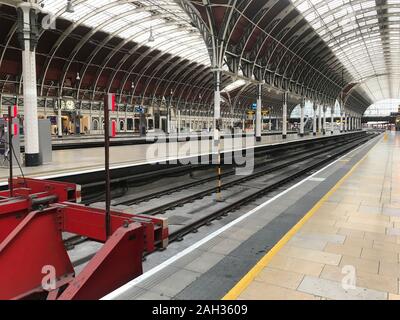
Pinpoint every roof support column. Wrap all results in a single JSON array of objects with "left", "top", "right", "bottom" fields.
[
  {"left": 331, "top": 105, "right": 334, "bottom": 135},
  {"left": 213, "top": 69, "right": 221, "bottom": 143},
  {"left": 189, "top": 105, "right": 192, "bottom": 133},
  {"left": 350, "top": 114, "right": 353, "bottom": 131},
  {"left": 318, "top": 103, "right": 322, "bottom": 134},
  {"left": 313, "top": 102, "right": 318, "bottom": 136},
  {"left": 282, "top": 92, "right": 288, "bottom": 139},
  {"left": 340, "top": 110, "right": 344, "bottom": 133},
  {"left": 299, "top": 97, "right": 305, "bottom": 138},
  {"left": 255, "top": 83, "right": 262, "bottom": 142},
  {"left": 323, "top": 105, "right": 327, "bottom": 135},
  {"left": 344, "top": 112, "right": 348, "bottom": 132},
  {"left": 57, "top": 97, "right": 63, "bottom": 138},
  {"left": 17, "top": 2, "right": 41, "bottom": 166},
  {"left": 269, "top": 111, "right": 272, "bottom": 131},
  {"left": 167, "top": 96, "right": 172, "bottom": 135}
]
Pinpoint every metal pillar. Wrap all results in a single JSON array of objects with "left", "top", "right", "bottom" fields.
[
  {"left": 7, "top": 105, "right": 13, "bottom": 197},
  {"left": 214, "top": 69, "right": 223, "bottom": 202},
  {"left": 350, "top": 115, "right": 353, "bottom": 131},
  {"left": 269, "top": 112, "right": 272, "bottom": 131},
  {"left": 189, "top": 105, "right": 192, "bottom": 133},
  {"left": 313, "top": 102, "right": 317, "bottom": 136},
  {"left": 331, "top": 106, "right": 334, "bottom": 134},
  {"left": 299, "top": 97, "right": 305, "bottom": 137},
  {"left": 17, "top": 2, "right": 41, "bottom": 166},
  {"left": 323, "top": 105, "right": 327, "bottom": 135},
  {"left": 340, "top": 111, "right": 344, "bottom": 133},
  {"left": 167, "top": 98, "right": 171, "bottom": 135},
  {"left": 57, "top": 98, "right": 62, "bottom": 138},
  {"left": 318, "top": 104, "right": 322, "bottom": 134},
  {"left": 104, "top": 94, "right": 111, "bottom": 239},
  {"left": 282, "top": 92, "right": 288, "bottom": 139},
  {"left": 214, "top": 70, "right": 221, "bottom": 140},
  {"left": 255, "top": 83, "right": 262, "bottom": 141},
  {"left": 177, "top": 109, "right": 181, "bottom": 136}
]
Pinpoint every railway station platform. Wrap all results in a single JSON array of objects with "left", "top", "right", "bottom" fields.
[
  {"left": 102, "top": 131, "right": 399, "bottom": 301},
  {"left": 225, "top": 132, "right": 400, "bottom": 300},
  {"left": 0, "top": 131, "right": 344, "bottom": 185},
  {"left": 22, "top": 131, "right": 298, "bottom": 150}
]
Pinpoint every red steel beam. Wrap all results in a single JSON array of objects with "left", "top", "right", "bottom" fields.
[{"left": 57, "top": 223, "right": 144, "bottom": 300}]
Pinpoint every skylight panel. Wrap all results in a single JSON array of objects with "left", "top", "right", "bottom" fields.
[
  {"left": 39, "top": 0, "right": 211, "bottom": 67},
  {"left": 291, "top": 0, "right": 396, "bottom": 102},
  {"left": 221, "top": 80, "right": 247, "bottom": 93}
]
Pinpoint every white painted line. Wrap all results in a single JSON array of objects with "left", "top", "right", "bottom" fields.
[
  {"left": 101, "top": 136, "right": 377, "bottom": 300},
  {"left": 309, "top": 177, "right": 326, "bottom": 182}
]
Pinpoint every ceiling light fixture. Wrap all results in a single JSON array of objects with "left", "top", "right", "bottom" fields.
[
  {"left": 148, "top": 26, "right": 155, "bottom": 42},
  {"left": 66, "top": 0, "right": 74, "bottom": 13}
]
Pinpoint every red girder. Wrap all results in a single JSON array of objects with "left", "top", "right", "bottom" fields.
[
  {"left": 57, "top": 223, "right": 144, "bottom": 300},
  {"left": 0, "top": 178, "right": 169, "bottom": 300},
  {"left": 0, "top": 206, "right": 74, "bottom": 300}
]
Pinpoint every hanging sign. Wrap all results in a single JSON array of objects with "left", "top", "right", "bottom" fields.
[{"left": 108, "top": 93, "right": 116, "bottom": 112}]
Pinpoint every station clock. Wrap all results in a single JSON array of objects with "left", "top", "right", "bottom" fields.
[{"left": 55, "top": 99, "right": 76, "bottom": 112}]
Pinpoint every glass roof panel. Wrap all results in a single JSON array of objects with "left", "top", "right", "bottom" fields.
[
  {"left": 291, "top": 0, "right": 400, "bottom": 102},
  {"left": 39, "top": 0, "right": 210, "bottom": 66}
]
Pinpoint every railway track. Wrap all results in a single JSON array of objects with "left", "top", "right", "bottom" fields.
[
  {"left": 168, "top": 133, "right": 377, "bottom": 241},
  {"left": 66, "top": 132, "right": 378, "bottom": 267},
  {"left": 81, "top": 132, "right": 365, "bottom": 206},
  {"left": 114, "top": 133, "right": 370, "bottom": 213}
]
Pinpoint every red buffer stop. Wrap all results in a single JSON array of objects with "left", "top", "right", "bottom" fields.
[{"left": 0, "top": 178, "right": 169, "bottom": 300}]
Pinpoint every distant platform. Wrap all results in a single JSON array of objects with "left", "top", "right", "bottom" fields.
[
  {"left": 19, "top": 131, "right": 298, "bottom": 150},
  {"left": 0, "top": 131, "right": 357, "bottom": 185}
]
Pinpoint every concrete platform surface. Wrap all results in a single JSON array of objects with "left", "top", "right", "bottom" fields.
[{"left": 227, "top": 131, "right": 400, "bottom": 300}]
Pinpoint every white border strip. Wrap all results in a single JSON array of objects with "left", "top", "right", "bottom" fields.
[{"left": 101, "top": 135, "right": 378, "bottom": 300}]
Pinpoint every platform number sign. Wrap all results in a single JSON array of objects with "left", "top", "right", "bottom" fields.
[
  {"left": 110, "top": 120, "right": 117, "bottom": 138},
  {"left": 108, "top": 93, "right": 116, "bottom": 112},
  {"left": 12, "top": 104, "right": 18, "bottom": 118},
  {"left": 7, "top": 102, "right": 19, "bottom": 136}
]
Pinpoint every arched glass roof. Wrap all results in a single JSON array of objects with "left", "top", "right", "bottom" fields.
[
  {"left": 39, "top": 0, "right": 210, "bottom": 66},
  {"left": 291, "top": 0, "right": 400, "bottom": 103}
]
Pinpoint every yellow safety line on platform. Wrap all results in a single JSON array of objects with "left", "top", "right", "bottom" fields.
[{"left": 222, "top": 135, "right": 383, "bottom": 300}]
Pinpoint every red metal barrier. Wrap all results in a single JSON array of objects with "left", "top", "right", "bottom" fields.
[{"left": 0, "top": 178, "right": 169, "bottom": 300}]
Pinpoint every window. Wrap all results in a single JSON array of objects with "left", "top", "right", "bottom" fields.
[
  {"left": 127, "top": 118, "right": 134, "bottom": 131},
  {"left": 92, "top": 118, "right": 99, "bottom": 130}
]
